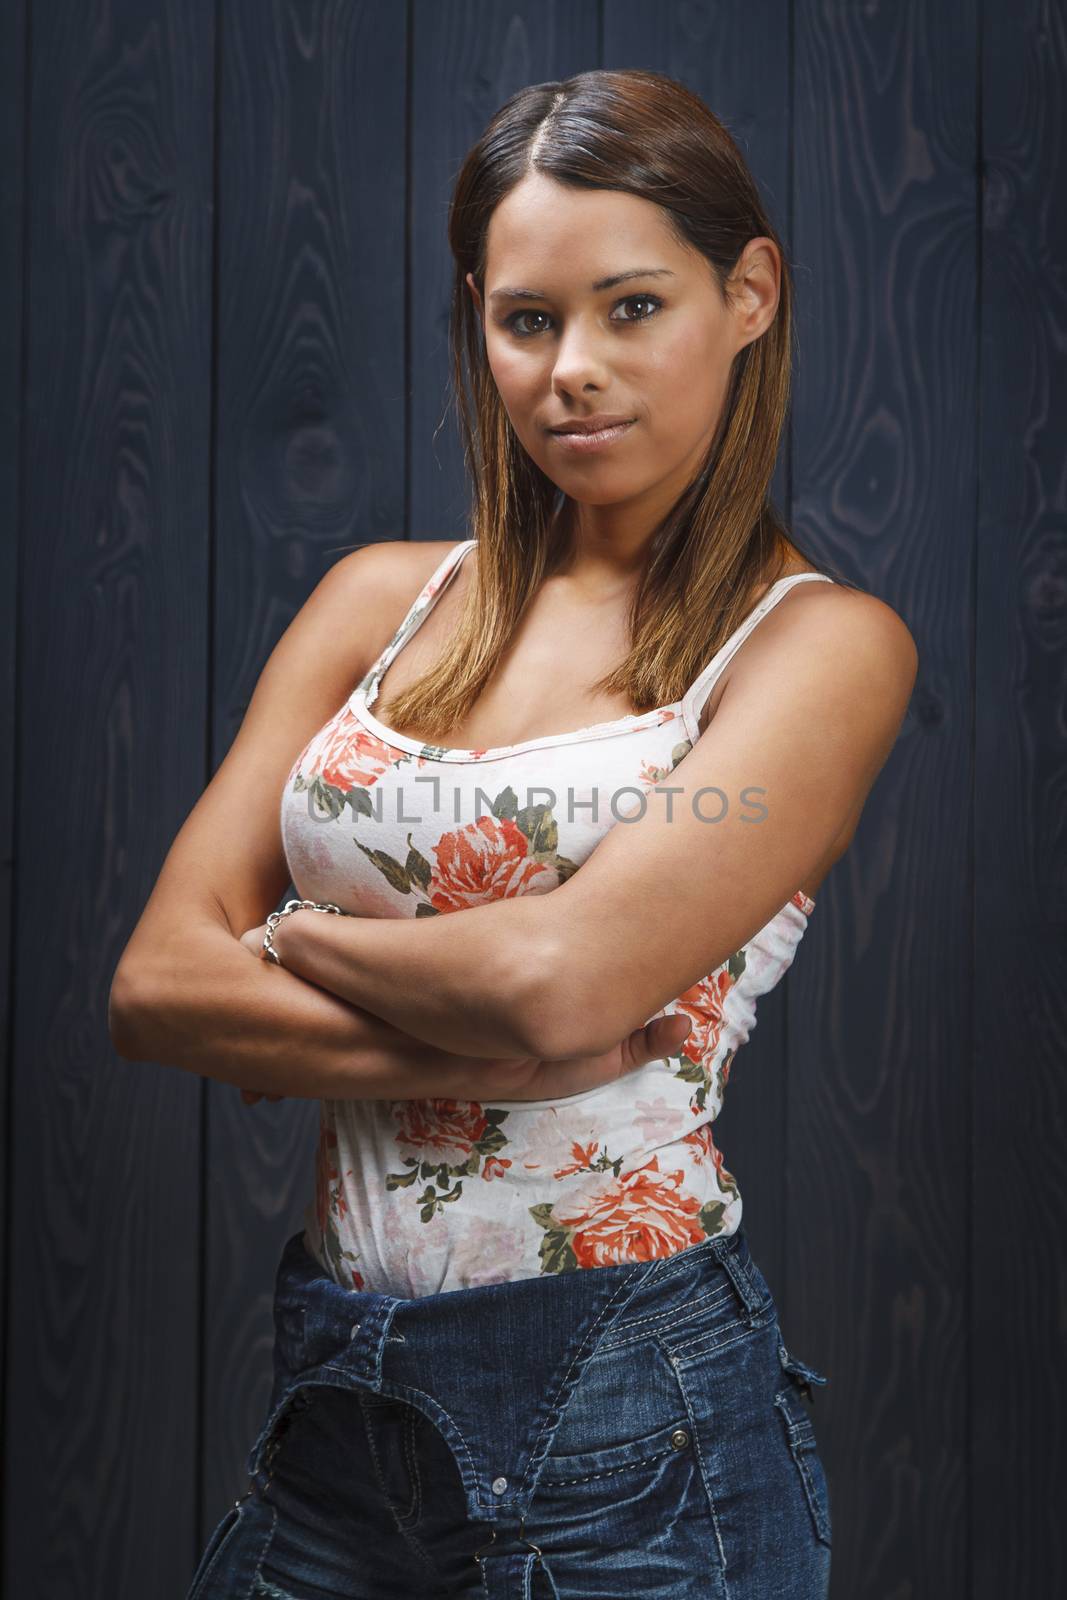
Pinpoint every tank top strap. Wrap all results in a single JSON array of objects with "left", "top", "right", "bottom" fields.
[
  {"left": 362, "top": 538, "right": 477, "bottom": 695},
  {"left": 680, "top": 571, "right": 835, "bottom": 742}
]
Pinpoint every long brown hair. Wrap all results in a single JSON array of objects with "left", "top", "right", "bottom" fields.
[{"left": 381, "top": 67, "right": 853, "bottom": 740}]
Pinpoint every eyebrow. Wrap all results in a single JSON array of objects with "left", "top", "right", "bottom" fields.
[{"left": 487, "top": 267, "right": 676, "bottom": 305}]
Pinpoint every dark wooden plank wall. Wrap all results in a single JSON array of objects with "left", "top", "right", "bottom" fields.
[
  {"left": 2, "top": 2, "right": 1062, "bottom": 1596},
  {"left": 975, "top": 1, "right": 1067, "bottom": 1593}
]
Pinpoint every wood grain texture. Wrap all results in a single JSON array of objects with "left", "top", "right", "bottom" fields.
[
  {"left": 4, "top": 1, "right": 1064, "bottom": 1595},
  {"left": 5, "top": 2, "right": 214, "bottom": 1595},
  {"left": 975, "top": 0, "right": 1067, "bottom": 1592},
  {"left": 791, "top": 1, "right": 977, "bottom": 1592},
  {"left": 204, "top": 0, "right": 408, "bottom": 1554},
  {"left": 0, "top": 0, "right": 23, "bottom": 1571}
]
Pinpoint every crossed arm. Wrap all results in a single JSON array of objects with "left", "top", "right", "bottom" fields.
[{"left": 260, "top": 591, "right": 918, "bottom": 1062}]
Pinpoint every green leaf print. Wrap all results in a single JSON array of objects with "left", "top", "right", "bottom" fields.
[
  {"left": 415, "top": 903, "right": 440, "bottom": 917},
  {"left": 698, "top": 1199, "right": 729, "bottom": 1237},
  {"left": 727, "top": 948, "right": 748, "bottom": 983},
  {"left": 529, "top": 1203, "right": 580, "bottom": 1274},
  {"left": 516, "top": 800, "right": 558, "bottom": 855},
  {"left": 492, "top": 785, "right": 519, "bottom": 821},
  {"left": 714, "top": 1050, "right": 735, "bottom": 1101},
  {"left": 409, "top": 1177, "right": 466, "bottom": 1222},
  {"left": 346, "top": 787, "right": 376, "bottom": 820},
  {"left": 404, "top": 834, "right": 432, "bottom": 891},
  {"left": 477, "top": 1123, "right": 509, "bottom": 1157},
  {"left": 385, "top": 1168, "right": 419, "bottom": 1190},
  {"left": 670, "top": 739, "right": 693, "bottom": 767},
  {"left": 537, "top": 1227, "right": 579, "bottom": 1274},
  {"left": 295, "top": 772, "right": 346, "bottom": 820},
  {"left": 351, "top": 836, "right": 413, "bottom": 893}
]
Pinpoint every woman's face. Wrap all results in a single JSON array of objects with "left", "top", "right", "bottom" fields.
[{"left": 466, "top": 172, "right": 779, "bottom": 538}]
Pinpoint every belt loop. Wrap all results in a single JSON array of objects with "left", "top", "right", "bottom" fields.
[
  {"left": 473, "top": 1518, "right": 560, "bottom": 1598},
  {"left": 715, "top": 1237, "right": 766, "bottom": 1319},
  {"left": 477, "top": 1549, "right": 559, "bottom": 1598}
]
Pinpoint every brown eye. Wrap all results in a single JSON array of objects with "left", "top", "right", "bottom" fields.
[
  {"left": 506, "top": 309, "right": 552, "bottom": 338},
  {"left": 504, "top": 294, "right": 664, "bottom": 340},
  {"left": 611, "top": 294, "right": 663, "bottom": 323}
]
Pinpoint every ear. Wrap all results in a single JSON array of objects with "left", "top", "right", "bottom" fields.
[
  {"left": 729, "top": 238, "right": 780, "bottom": 350},
  {"left": 465, "top": 271, "right": 484, "bottom": 325}
]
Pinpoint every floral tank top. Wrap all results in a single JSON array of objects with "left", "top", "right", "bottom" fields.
[{"left": 281, "top": 538, "right": 834, "bottom": 1297}]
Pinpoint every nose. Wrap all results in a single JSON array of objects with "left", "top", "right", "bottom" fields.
[{"left": 549, "top": 314, "right": 611, "bottom": 394}]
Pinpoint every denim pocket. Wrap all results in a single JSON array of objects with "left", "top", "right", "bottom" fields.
[
  {"left": 774, "top": 1358, "right": 832, "bottom": 1547},
  {"left": 537, "top": 1328, "right": 691, "bottom": 1468},
  {"left": 538, "top": 1412, "right": 696, "bottom": 1487},
  {"left": 359, "top": 1394, "right": 426, "bottom": 1527}
]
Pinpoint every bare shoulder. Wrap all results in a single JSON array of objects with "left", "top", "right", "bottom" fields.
[
  {"left": 732, "top": 577, "right": 920, "bottom": 741},
  {"left": 334, "top": 536, "right": 459, "bottom": 602},
  {"left": 332, "top": 538, "right": 463, "bottom": 675},
  {"left": 750, "top": 575, "right": 916, "bottom": 675}
]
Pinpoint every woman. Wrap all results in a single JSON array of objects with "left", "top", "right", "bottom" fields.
[{"left": 152, "top": 67, "right": 916, "bottom": 1599}]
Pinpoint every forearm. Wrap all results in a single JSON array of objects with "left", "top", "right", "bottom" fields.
[
  {"left": 111, "top": 922, "right": 494, "bottom": 1100},
  {"left": 268, "top": 896, "right": 557, "bottom": 1059}
]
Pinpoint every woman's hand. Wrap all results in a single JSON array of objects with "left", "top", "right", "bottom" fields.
[
  {"left": 239, "top": 922, "right": 269, "bottom": 957},
  {"left": 470, "top": 1011, "right": 693, "bottom": 1103}
]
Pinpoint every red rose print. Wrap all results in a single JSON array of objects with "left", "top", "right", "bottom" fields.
[
  {"left": 552, "top": 1157, "right": 706, "bottom": 1268},
  {"left": 553, "top": 1140, "right": 601, "bottom": 1179},
  {"left": 682, "top": 1121, "right": 735, "bottom": 1183},
  {"left": 428, "top": 814, "right": 558, "bottom": 912},
  {"left": 393, "top": 1098, "right": 489, "bottom": 1167},
  {"left": 303, "top": 712, "right": 399, "bottom": 792},
  {"left": 675, "top": 969, "right": 735, "bottom": 1065}
]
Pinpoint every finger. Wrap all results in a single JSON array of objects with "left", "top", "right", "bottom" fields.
[{"left": 641, "top": 1014, "right": 692, "bottom": 1063}]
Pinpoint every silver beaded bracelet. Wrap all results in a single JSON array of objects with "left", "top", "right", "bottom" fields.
[{"left": 261, "top": 898, "right": 351, "bottom": 966}]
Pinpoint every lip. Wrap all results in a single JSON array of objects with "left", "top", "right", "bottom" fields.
[
  {"left": 547, "top": 418, "right": 637, "bottom": 453},
  {"left": 546, "top": 414, "right": 636, "bottom": 435}
]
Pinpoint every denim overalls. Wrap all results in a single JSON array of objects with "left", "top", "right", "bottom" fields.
[{"left": 185, "top": 1225, "right": 832, "bottom": 1598}]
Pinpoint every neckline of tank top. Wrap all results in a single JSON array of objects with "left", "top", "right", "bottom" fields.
[{"left": 346, "top": 537, "right": 835, "bottom": 765}]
